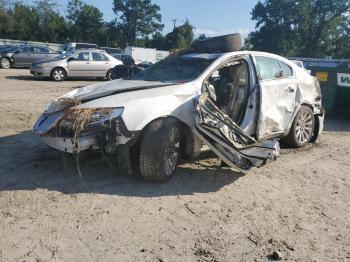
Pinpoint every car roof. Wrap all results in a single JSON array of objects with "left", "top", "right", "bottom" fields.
[
  {"left": 190, "top": 50, "right": 297, "bottom": 66},
  {"left": 73, "top": 49, "right": 107, "bottom": 53}
]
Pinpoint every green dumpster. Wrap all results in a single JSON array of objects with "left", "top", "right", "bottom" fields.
[
  {"left": 309, "top": 68, "right": 338, "bottom": 113},
  {"left": 334, "top": 61, "right": 350, "bottom": 113}
]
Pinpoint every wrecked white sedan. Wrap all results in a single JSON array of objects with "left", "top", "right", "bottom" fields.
[{"left": 33, "top": 49, "right": 324, "bottom": 182}]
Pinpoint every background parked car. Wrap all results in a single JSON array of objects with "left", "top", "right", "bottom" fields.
[
  {"left": 111, "top": 59, "right": 153, "bottom": 80},
  {"left": 0, "top": 45, "right": 60, "bottom": 69},
  {"left": 64, "top": 42, "right": 98, "bottom": 53},
  {"left": 30, "top": 49, "right": 123, "bottom": 81},
  {"left": 0, "top": 45, "right": 16, "bottom": 52}
]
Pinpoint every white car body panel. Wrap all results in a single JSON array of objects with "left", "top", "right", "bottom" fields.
[{"left": 33, "top": 50, "right": 324, "bottom": 171}]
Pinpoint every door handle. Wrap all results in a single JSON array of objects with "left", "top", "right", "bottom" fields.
[{"left": 287, "top": 87, "right": 295, "bottom": 93}]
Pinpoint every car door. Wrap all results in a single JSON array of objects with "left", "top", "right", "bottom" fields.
[
  {"left": 67, "top": 51, "right": 91, "bottom": 77},
  {"left": 13, "top": 46, "right": 31, "bottom": 66},
  {"left": 90, "top": 52, "right": 111, "bottom": 77},
  {"left": 31, "top": 47, "right": 50, "bottom": 64},
  {"left": 253, "top": 56, "right": 297, "bottom": 140},
  {"left": 194, "top": 93, "right": 280, "bottom": 172}
]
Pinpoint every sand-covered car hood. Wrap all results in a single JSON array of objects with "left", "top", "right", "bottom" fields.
[{"left": 64, "top": 79, "right": 181, "bottom": 102}]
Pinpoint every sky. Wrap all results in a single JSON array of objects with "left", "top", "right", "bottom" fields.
[{"left": 25, "top": 0, "right": 259, "bottom": 37}]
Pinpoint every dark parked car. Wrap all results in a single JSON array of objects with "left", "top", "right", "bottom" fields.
[
  {"left": 111, "top": 57, "right": 153, "bottom": 80},
  {"left": 0, "top": 45, "right": 16, "bottom": 51},
  {"left": 0, "top": 45, "right": 60, "bottom": 69}
]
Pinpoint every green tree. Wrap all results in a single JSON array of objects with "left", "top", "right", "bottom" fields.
[
  {"left": 164, "top": 19, "right": 194, "bottom": 50},
  {"left": 34, "top": 0, "right": 68, "bottom": 43},
  {"left": 67, "top": 0, "right": 84, "bottom": 23},
  {"left": 7, "top": 3, "right": 40, "bottom": 40},
  {"left": 150, "top": 32, "right": 166, "bottom": 49},
  {"left": 247, "top": 0, "right": 350, "bottom": 58},
  {"left": 75, "top": 4, "right": 104, "bottom": 43},
  {"left": 113, "top": 0, "right": 164, "bottom": 46},
  {"left": 66, "top": 0, "right": 104, "bottom": 44},
  {"left": 0, "top": 0, "right": 11, "bottom": 37}
]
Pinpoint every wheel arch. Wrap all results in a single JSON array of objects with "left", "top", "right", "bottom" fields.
[
  {"left": 1, "top": 56, "right": 13, "bottom": 67},
  {"left": 136, "top": 115, "right": 197, "bottom": 159},
  {"left": 283, "top": 102, "right": 315, "bottom": 137},
  {"left": 50, "top": 66, "right": 67, "bottom": 77}
]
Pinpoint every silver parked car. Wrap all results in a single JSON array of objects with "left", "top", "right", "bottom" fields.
[
  {"left": 33, "top": 50, "right": 324, "bottom": 182},
  {"left": 30, "top": 50, "right": 122, "bottom": 81},
  {"left": 0, "top": 45, "right": 60, "bottom": 69}
]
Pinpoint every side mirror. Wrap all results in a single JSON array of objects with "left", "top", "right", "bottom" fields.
[
  {"left": 67, "top": 57, "right": 74, "bottom": 62},
  {"left": 14, "top": 50, "right": 20, "bottom": 54}
]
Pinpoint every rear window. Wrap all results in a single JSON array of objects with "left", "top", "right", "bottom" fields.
[
  {"left": 92, "top": 53, "right": 109, "bottom": 61},
  {"left": 256, "top": 56, "right": 293, "bottom": 80},
  {"left": 255, "top": 57, "right": 281, "bottom": 80},
  {"left": 279, "top": 61, "right": 293, "bottom": 77},
  {"left": 72, "top": 52, "right": 90, "bottom": 61}
]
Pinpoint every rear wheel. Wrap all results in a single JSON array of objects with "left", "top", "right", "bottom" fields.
[
  {"left": 50, "top": 68, "right": 67, "bottom": 81},
  {"left": 139, "top": 118, "right": 182, "bottom": 182},
  {"left": 106, "top": 69, "right": 114, "bottom": 80},
  {"left": 283, "top": 106, "right": 315, "bottom": 148},
  {"left": 1, "top": 57, "right": 11, "bottom": 69}
]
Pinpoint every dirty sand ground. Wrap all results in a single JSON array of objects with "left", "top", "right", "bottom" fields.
[{"left": 0, "top": 69, "right": 349, "bottom": 262}]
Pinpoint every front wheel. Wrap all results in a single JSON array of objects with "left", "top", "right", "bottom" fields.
[
  {"left": 139, "top": 118, "right": 182, "bottom": 182},
  {"left": 283, "top": 106, "right": 315, "bottom": 148},
  {"left": 50, "top": 68, "right": 67, "bottom": 81},
  {"left": 0, "top": 57, "right": 11, "bottom": 69}
]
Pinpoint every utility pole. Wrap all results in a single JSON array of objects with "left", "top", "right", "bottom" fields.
[{"left": 172, "top": 19, "right": 177, "bottom": 29}]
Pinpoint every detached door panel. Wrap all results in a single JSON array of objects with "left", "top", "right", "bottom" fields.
[{"left": 195, "top": 94, "right": 280, "bottom": 172}]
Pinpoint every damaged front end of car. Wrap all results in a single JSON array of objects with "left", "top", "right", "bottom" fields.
[{"left": 33, "top": 98, "right": 140, "bottom": 169}]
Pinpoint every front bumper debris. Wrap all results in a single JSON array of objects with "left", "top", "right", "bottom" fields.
[{"left": 43, "top": 135, "right": 97, "bottom": 154}]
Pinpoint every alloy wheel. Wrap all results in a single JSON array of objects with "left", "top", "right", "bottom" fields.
[
  {"left": 53, "top": 69, "right": 64, "bottom": 81},
  {"left": 295, "top": 109, "right": 313, "bottom": 144},
  {"left": 106, "top": 70, "right": 113, "bottom": 80},
  {"left": 163, "top": 127, "right": 181, "bottom": 176},
  {"left": 1, "top": 58, "right": 10, "bottom": 69}
]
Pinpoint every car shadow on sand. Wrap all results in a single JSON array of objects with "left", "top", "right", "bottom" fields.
[
  {"left": 0, "top": 131, "right": 242, "bottom": 197},
  {"left": 6, "top": 75, "right": 107, "bottom": 82}
]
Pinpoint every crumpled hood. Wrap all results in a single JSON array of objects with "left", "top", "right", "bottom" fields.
[{"left": 64, "top": 79, "right": 180, "bottom": 102}]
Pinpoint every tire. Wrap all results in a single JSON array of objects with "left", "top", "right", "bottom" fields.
[
  {"left": 283, "top": 106, "right": 315, "bottom": 148},
  {"left": 1, "top": 57, "right": 11, "bottom": 69},
  {"left": 106, "top": 69, "right": 114, "bottom": 80},
  {"left": 139, "top": 118, "right": 182, "bottom": 182},
  {"left": 193, "top": 34, "right": 242, "bottom": 53},
  {"left": 50, "top": 67, "right": 67, "bottom": 81}
]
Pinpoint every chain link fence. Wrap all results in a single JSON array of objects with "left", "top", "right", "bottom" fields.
[{"left": 0, "top": 39, "right": 66, "bottom": 51}]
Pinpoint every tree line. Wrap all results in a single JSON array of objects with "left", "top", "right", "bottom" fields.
[
  {"left": 0, "top": 0, "right": 195, "bottom": 50},
  {"left": 1, "top": 0, "right": 349, "bottom": 58},
  {"left": 246, "top": 0, "right": 350, "bottom": 58}
]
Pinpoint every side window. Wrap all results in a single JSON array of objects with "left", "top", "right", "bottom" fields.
[
  {"left": 33, "top": 47, "right": 48, "bottom": 53},
  {"left": 279, "top": 61, "right": 293, "bottom": 77},
  {"left": 255, "top": 57, "right": 282, "bottom": 80},
  {"left": 71, "top": 52, "right": 90, "bottom": 61},
  {"left": 19, "top": 47, "right": 30, "bottom": 53},
  {"left": 92, "top": 53, "right": 109, "bottom": 61}
]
